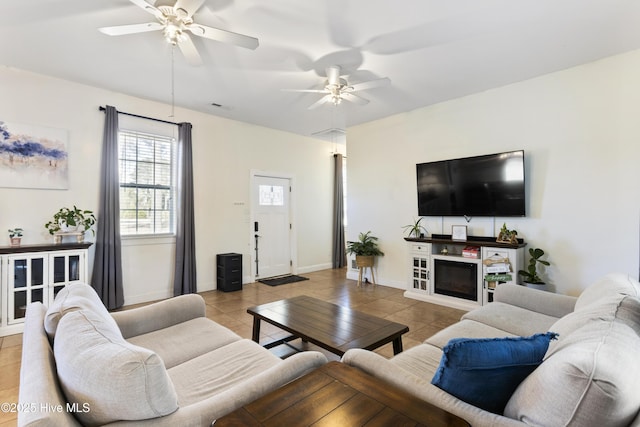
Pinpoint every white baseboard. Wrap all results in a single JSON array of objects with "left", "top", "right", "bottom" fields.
[
  {"left": 296, "top": 263, "right": 333, "bottom": 275},
  {"left": 124, "top": 290, "right": 172, "bottom": 306},
  {"left": 403, "top": 290, "right": 476, "bottom": 312},
  {"left": 345, "top": 270, "right": 405, "bottom": 289}
]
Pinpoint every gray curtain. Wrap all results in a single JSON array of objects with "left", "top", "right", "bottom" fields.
[
  {"left": 92, "top": 105, "right": 125, "bottom": 309},
  {"left": 173, "top": 122, "right": 197, "bottom": 295},
  {"left": 332, "top": 153, "right": 347, "bottom": 268}
]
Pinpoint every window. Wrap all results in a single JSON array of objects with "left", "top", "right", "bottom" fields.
[{"left": 118, "top": 130, "right": 176, "bottom": 235}]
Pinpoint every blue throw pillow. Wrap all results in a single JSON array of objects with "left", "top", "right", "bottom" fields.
[{"left": 431, "top": 332, "right": 558, "bottom": 414}]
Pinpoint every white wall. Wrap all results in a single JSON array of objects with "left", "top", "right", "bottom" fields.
[
  {"left": 0, "top": 66, "right": 335, "bottom": 304},
  {"left": 347, "top": 50, "right": 640, "bottom": 296}
]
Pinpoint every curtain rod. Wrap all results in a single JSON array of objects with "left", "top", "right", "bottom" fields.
[{"left": 99, "top": 106, "right": 179, "bottom": 126}]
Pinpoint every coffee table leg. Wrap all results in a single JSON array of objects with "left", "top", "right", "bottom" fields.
[
  {"left": 392, "top": 337, "right": 403, "bottom": 355},
  {"left": 252, "top": 317, "right": 261, "bottom": 343}
]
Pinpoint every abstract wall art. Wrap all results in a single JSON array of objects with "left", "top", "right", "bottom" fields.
[{"left": 0, "top": 120, "right": 69, "bottom": 189}]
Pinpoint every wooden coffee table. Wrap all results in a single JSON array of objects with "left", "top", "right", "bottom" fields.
[
  {"left": 247, "top": 295, "right": 409, "bottom": 356},
  {"left": 213, "top": 361, "right": 470, "bottom": 426}
]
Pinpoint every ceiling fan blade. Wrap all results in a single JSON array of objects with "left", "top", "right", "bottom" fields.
[
  {"left": 349, "top": 77, "right": 391, "bottom": 92},
  {"left": 326, "top": 66, "right": 341, "bottom": 86},
  {"left": 178, "top": 33, "right": 203, "bottom": 66},
  {"left": 341, "top": 92, "right": 369, "bottom": 106},
  {"left": 174, "top": 0, "right": 206, "bottom": 18},
  {"left": 308, "top": 95, "right": 333, "bottom": 110},
  {"left": 187, "top": 23, "right": 259, "bottom": 50},
  {"left": 282, "top": 89, "right": 329, "bottom": 93},
  {"left": 127, "top": 0, "right": 165, "bottom": 20},
  {"left": 99, "top": 22, "right": 164, "bottom": 36}
]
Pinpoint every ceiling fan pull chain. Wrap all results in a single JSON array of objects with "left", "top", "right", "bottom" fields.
[{"left": 170, "top": 45, "right": 175, "bottom": 118}]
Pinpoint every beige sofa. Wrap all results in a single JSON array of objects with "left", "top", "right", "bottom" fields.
[
  {"left": 18, "top": 283, "right": 327, "bottom": 426},
  {"left": 342, "top": 273, "right": 640, "bottom": 427}
]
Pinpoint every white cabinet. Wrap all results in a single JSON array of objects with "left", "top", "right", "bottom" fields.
[
  {"left": 409, "top": 243, "right": 431, "bottom": 294},
  {"left": 1, "top": 243, "right": 90, "bottom": 336}
]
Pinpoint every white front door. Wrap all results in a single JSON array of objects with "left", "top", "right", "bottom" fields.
[{"left": 253, "top": 175, "right": 292, "bottom": 279}]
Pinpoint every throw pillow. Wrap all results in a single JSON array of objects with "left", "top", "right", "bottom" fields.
[
  {"left": 44, "top": 282, "right": 115, "bottom": 340},
  {"left": 431, "top": 332, "right": 557, "bottom": 414},
  {"left": 54, "top": 310, "right": 179, "bottom": 425}
]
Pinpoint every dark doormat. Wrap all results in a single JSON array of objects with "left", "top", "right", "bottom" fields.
[{"left": 258, "top": 275, "right": 309, "bottom": 286}]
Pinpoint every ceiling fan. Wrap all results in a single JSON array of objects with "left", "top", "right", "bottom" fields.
[
  {"left": 98, "top": 0, "right": 259, "bottom": 66},
  {"left": 286, "top": 65, "right": 391, "bottom": 109}
]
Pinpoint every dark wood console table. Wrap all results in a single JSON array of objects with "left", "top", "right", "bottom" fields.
[
  {"left": 213, "top": 361, "right": 470, "bottom": 426},
  {"left": 0, "top": 242, "right": 92, "bottom": 254}
]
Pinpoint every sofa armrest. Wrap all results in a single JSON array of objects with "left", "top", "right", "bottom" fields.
[
  {"left": 494, "top": 284, "right": 577, "bottom": 318},
  {"left": 111, "top": 294, "right": 206, "bottom": 339}
]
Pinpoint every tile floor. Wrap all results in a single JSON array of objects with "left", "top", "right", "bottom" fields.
[{"left": 0, "top": 268, "right": 465, "bottom": 426}]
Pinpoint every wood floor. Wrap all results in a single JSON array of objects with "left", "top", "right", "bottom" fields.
[{"left": 0, "top": 268, "right": 465, "bottom": 427}]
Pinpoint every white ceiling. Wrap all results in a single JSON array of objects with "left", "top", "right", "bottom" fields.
[{"left": 2, "top": 0, "right": 640, "bottom": 141}]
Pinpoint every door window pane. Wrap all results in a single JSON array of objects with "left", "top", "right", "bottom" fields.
[{"left": 259, "top": 185, "right": 284, "bottom": 206}]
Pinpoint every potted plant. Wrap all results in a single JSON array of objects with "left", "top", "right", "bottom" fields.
[
  {"left": 45, "top": 206, "right": 97, "bottom": 242},
  {"left": 8, "top": 228, "right": 23, "bottom": 247},
  {"left": 518, "top": 247, "right": 550, "bottom": 291},
  {"left": 346, "top": 231, "right": 384, "bottom": 268},
  {"left": 402, "top": 217, "right": 427, "bottom": 238},
  {"left": 497, "top": 223, "right": 518, "bottom": 244}
]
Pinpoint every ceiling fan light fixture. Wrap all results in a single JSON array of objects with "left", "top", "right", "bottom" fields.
[{"left": 164, "top": 22, "right": 186, "bottom": 45}]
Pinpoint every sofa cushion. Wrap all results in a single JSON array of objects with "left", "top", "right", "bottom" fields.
[
  {"left": 167, "top": 339, "right": 282, "bottom": 406},
  {"left": 574, "top": 273, "right": 640, "bottom": 311},
  {"left": 431, "top": 332, "right": 557, "bottom": 415},
  {"left": 462, "top": 302, "right": 559, "bottom": 336},
  {"left": 54, "top": 310, "right": 178, "bottom": 426},
  {"left": 127, "top": 317, "right": 242, "bottom": 369},
  {"left": 390, "top": 341, "right": 444, "bottom": 378},
  {"left": 426, "top": 319, "right": 517, "bottom": 349},
  {"left": 504, "top": 296, "right": 640, "bottom": 427},
  {"left": 44, "top": 282, "right": 114, "bottom": 340}
]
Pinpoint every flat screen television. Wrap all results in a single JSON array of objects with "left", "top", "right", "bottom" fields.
[{"left": 416, "top": 150, "right": 525, "bottom": 217}]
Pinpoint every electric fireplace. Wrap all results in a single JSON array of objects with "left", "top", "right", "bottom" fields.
[{"left": 433, "top": 258, "right": 478, "bottom": 301}]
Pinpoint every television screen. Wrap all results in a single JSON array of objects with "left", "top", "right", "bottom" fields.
[{"left": 417, "top": 150, "right": 525, "bottom": 217}]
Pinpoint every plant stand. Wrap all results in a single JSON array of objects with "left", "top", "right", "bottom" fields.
[
  {"left": 53, "top": 232, "right": 85, "bottom": 244},
  {"left": 356, "top": 255, "right": 376, "bottom": 287}
]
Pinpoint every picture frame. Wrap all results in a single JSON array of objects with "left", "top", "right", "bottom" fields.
[
  {"left": 0, "top": 120, "right": 69, "bottom": 189},
  {"left": 451, "top": 225, "right": 467, "bottom": 241}
]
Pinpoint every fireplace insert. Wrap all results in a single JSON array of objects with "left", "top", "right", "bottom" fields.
[{"left": 433, "top": 258, "right": 478, "bottom": 301}]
